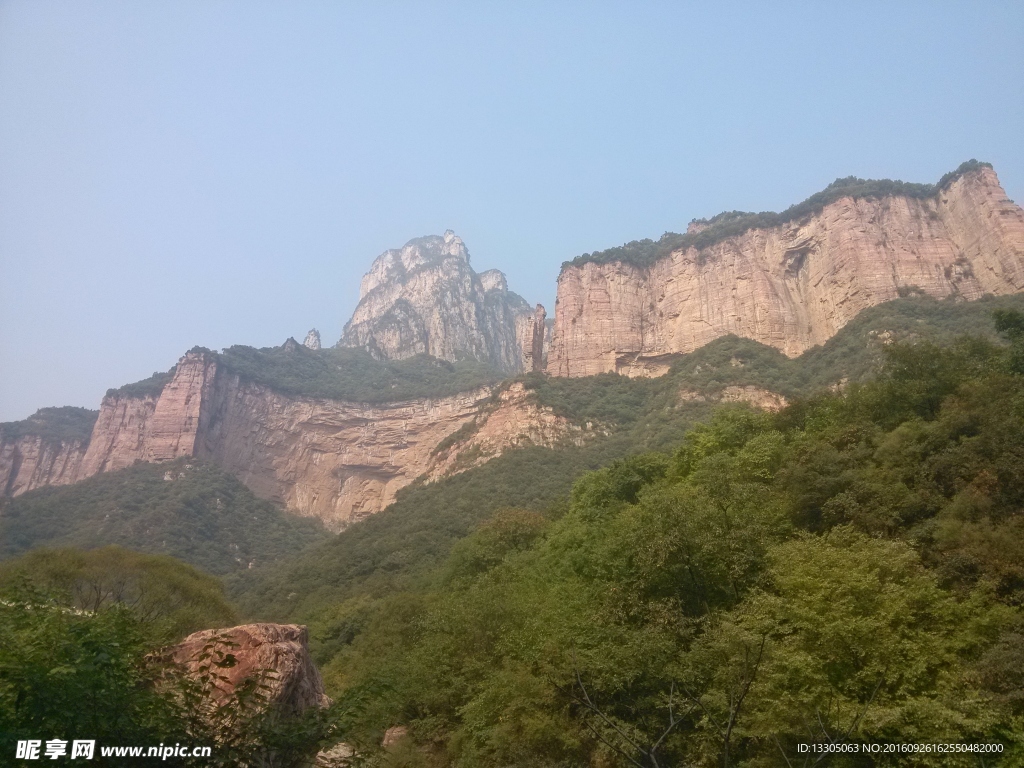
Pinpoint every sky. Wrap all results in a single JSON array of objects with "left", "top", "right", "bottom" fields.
[{"left": 1, "top": 1, "right": 1022, "bottom": 422}]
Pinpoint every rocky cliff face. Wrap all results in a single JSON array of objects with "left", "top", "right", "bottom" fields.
[
  {"left": 195, "top": 375, "right": 490, "bottom": 530},
  {"left": 79, "top": 353, "right": 218, "bottom": 476},
  {"left": 69, "top": 351, "right": 494, "bottom": 530},
  {"left": 340, "top": 231, "right": 542, "bottom": 373},
  {"left": 303, "top": 329, "right": 322, "bottom": 350},
  {"left": 425, "top": 381, "right": 594, "bottom": 481},
  {"left": 0, "top": 408, "right": 98, "bottom": 496},
  {"left": 60, "top": 349, "right": 595, "bottom": 530},
  {"left": 0, "top": 435, "right": 88, "bottom": 496},
  {"left": 548, "top": 167, "right": 1024, "bottom": 376}
]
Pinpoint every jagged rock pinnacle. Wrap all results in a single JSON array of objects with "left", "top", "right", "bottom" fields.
[
  {"left": 339, "top": 232, "right": 545, "bottom": 373},
  {"left": 303, "top": 329, "right": 322, "bottom": 350}
]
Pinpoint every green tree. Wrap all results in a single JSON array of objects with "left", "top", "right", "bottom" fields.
[{"left": 0, "top": 546, "right": 237, "bottom": 642}]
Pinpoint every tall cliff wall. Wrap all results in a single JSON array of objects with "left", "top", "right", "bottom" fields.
[
  {"left": 0, "top": 436, "right": 88, "bottom": 496},
  {"left": 67, "top": 351, "right": 507, "bottom": 530},
  {"left": 0, "top": 407, "right": 98, "bottom": 496},
  {"left": 195, "top": 374, "right": 490, "bottom": 530},
  {"left": 340, "top": 231, "right": 542, "bottom": 373},
  {"left": 78, "top": 353, "right": 218, "bottom": 475},
  {"left": 548, "top": 167, "right": 1024, "bottom": 377}
]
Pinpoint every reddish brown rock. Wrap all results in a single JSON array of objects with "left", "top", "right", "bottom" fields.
[
  {"left": 548, "top": 167, "right": 1024, "bottom": 377},
  {"left": 0, "top": 435, "right": 88, "bottom": 496},
  {"left": 78, "top": 351, "right": 217, "bottom": 476},
  {"left": 166, "top": 623, "right": 329, "bottom": 715}
]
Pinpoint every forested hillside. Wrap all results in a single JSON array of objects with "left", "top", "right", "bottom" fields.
[
  {"left": 297, "top": 307, "right": 1024, "bottom": 765},
  {"left": 233, "top": 295, "right": 1024, "bottom": 626},
  {"left": 4, "top": 295, "right": 1023, "bottom": 765},
  {"left": 0, "top": 458, "right": 329, "bottom": 575}
]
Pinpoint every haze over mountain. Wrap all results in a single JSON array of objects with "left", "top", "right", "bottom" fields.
[
  {"left": 3, "top": 161, "right": 1023, "bottom": 534},
  {"left": 3, "top": 3, "right": 1022, "bottom": 423}
]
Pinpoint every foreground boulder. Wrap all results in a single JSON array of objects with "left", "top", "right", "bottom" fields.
[{"left": 167, "top": 622, "right": 330, "bottom": 715}]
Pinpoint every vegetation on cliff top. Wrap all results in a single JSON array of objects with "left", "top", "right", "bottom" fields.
[
  {"left": 270, "top": 304, "right": 1024, "bottom": 766},
  {"left": 0, "top": 406, "right": 98, "bottom": 445},
  {"left": 214, "top": 343, "right": 505, "bottom": 402},
  {"left": 106, "top": 366, "right": 177, "bottom": 399},
  {"left": 0, "top": 458, "right": 329, "bottom": 576},
  {"left": 564, "top": 159, "right": 993, "bottom": 272},
  {"left": 107, "top": 344, "right": 506, "bottom": 404}
]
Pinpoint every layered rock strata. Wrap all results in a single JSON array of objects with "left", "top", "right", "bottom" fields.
[
  {"left": 340, "top": 231, "right": 542, "bottom": 373},
  {"left": 548, "top": 167, "right": 1024, "bottom": 376}
]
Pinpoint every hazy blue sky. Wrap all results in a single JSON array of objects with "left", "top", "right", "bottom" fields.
[{"left": 2, "top": 1, "right": 1022, "bottom": 421}]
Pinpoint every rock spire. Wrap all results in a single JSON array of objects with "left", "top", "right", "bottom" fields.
[{"left": 303, "top": 329, "right": 322, "bottom": 350}]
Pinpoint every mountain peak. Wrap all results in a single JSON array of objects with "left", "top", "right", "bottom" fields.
[{"left": 339, "top": 233, "right": 545, "bottom": 373}]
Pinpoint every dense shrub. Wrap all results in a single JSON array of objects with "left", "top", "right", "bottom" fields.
[
  {"left": 0, "top": 458, "right": 329, "bottom": 576},
  {"left": 106, "top": 367, "right": 177, "bottom": 399},
  {"left": 0, "top": 406, "right": 98, "bottom": 444}
]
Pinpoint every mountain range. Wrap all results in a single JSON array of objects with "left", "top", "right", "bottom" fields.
[{"left": 3, "top": 160, "right": 1023, "bottom": 535}]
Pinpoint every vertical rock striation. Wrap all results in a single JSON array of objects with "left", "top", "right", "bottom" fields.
[
  {"left": 79, "top": 352, "right": 218, "bottom": 476},
  {"left": 0, "top": 436, "right": 89, "bottom": 496},
  {"left": 548, "top": 166, "right": 1024, "bottom": 376},
  {"left": 339, "top": 231, "right": 542, "bottom": 373},
  {"left": 0, "top": 408, "right": 97, "bottom": 496}
]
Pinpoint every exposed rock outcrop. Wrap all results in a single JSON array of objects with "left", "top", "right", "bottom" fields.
[
  {"left": 195, "top": 376, "right": 491, "bottom": 530},
  {"left": 165, "top": 623, "right": 329, "bottom": 714},
  {"left": 517, "top": 304, "right": 551, "bottom": 373},
  {"left": 425, "top": 381, "right": 592, "bottom": 481},
  {"left": 303, "top": 329, "right": 322, "bottom": 350},
  {"left": 0, "top": 435, "right": 89, "bottom": 496},
  {"left": 340, "top": 231, "right": 541, "bottom": 373},
  {"left": 59, "top": 352, "right": 595, "bottom": 529},
  {"left": 548, "top": 167, "right": 1024, "bottom": 377},
  {"left": 0, "top": 408, "right": 98, "bottom": 496},
  {"left": 69, "top": 351, "right": 493, "bottom": 530},
  {"left": 79, "top": 352, "right": 218, "bottom": 476},
  {"left": 679, "top": 386, "right": 789, "bottom": 412}
]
